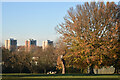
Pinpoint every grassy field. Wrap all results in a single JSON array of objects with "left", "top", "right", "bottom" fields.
[{"left": 1, "top": 73, "right": 120, "bottom": 80}]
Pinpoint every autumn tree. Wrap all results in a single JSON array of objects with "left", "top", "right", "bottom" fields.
[
  {"left": 55, "top": 38, "right": 87, "bottom": 74},
  {"left": 56, "top": 2, "right": 119, "bottom": 74},
  {"left": 100, "top": 2, "right": 120, "bottom": 74}
]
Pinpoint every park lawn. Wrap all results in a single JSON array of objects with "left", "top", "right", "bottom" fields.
[
  {"left": 22, "top": 75, "right": 119, "bottom": 78},
  {"left": 1, "top": 73, "right": 34, "bottom": 76},
  {"left": 1, "top": 73, "right": 120, "bottom": 80}
]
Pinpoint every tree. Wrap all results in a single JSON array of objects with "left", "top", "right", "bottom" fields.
[
  {"left": 2, "top": 48, "right": 33, "bottom": 73},
  {"left": 101, "top": 3, "right": 120, "bottom": 74},
  {"left": 2, "top": 46, "right": 57, "bottom": 73},
  {"left": 56, "top": 2, "right": 119, "bottom": 74},
  {"left": 36, "top": 46, "right": 57, "bottom": 73},
  {"left": 14, "top": 51, "right": 33, "bottom": 73},
  {"left": 2, "top": 48, "right": 12, "bottom": 73}
]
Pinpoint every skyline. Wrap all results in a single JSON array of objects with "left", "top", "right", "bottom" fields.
[
  {"left": 5, "top": 38, "right": 53, "bottom": 47},
  {"left": 2, "top": 2, "right": 83, "bottom": 46}
]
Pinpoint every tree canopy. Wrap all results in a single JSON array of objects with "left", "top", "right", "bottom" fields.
[{"left": 56, "top": 2, "right": 120, "bottom": 74}]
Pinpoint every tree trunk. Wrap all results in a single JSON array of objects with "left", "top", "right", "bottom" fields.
[
  {"left": 114, "top": 59, "right": 119, "bottom": 74},
  {"left": 20, "top": 69, "right": 22, "bottom": 73},
  {"left": 60, "top": 55, "right": 65, "bottom": 74},
  {"left": 114, "top": 67, "right": 119, "bottom": 74},
  {"left": 89, "top": 64, "right": 94, "bottom": 74},
  {"left": 44, "top": 69, "right": 46, "bottom": 74},
  {"left": 61, "top": 61, "right": 65, "bottom": 74},
  {"left": 81, "top": 69, "right": 84, "bottom": 73},
  {"left": 96, "top": 69, "right": 98, "bottom": 74}
]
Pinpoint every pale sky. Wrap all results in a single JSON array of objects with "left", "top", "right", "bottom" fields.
[
  {"left": 2, "top": 2, "right": 83, "bottom": 46},
  {"left": 1, "top": 1, "right": 119, "bottom": 46}
]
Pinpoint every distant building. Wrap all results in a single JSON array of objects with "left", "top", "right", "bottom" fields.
[
  {"left": 25, "top": 39, "right": 37, "bottom": 52},
  {"left": 5, "top": 38, "right": 17, "bottom": 51},
  {"left": 42, "top": 40, "right": 53, "bottom": 49}
]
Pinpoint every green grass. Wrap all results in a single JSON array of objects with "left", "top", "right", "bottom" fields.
[
  {"left": 1, "top": 73, "right": 120, "bottom": 80},
  {"left": 22, "top": 76, "right": 119, "bottom": 78}
]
